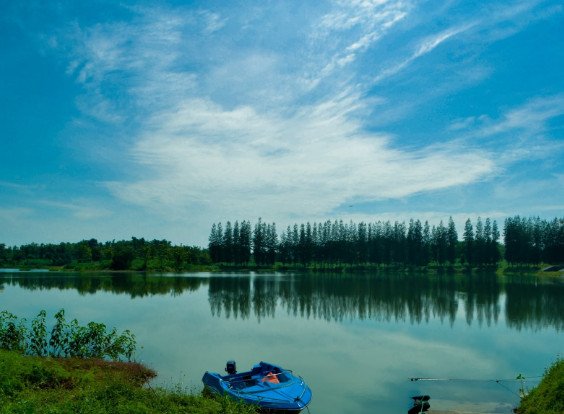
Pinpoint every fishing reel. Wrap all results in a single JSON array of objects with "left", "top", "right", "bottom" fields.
[{"left": 408, "top": 395, "right": 430, "bottom": 414}]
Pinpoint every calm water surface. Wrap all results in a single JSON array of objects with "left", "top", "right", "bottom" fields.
[{"left": 0, "top": 271, "right": 562, "bottom": 414}]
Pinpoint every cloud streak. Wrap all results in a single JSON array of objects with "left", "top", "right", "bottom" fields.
[
  {"left": 57, "top": 2, "right": 539, "bottom": 227},
  {"left": 15, "top": 0, "right": 558, "bottom": 245},
  {"left": 373, "top": 24, "right": 474, "bottom": 83},
  {"left": 106, "top": 92, "right": 496, "bottom": 221},
  {"left": 447, "top": 94, "right": 564, "bottom": 165},
  {"left": 313, "top": 0, "right": 409, "bottom": 85}
]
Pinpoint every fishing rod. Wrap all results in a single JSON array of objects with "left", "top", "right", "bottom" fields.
[
  {"left": 409, "top": 374, "right": 543, "bottom": 398},
  {"left": 409, "top": 376, "right": 542, "bottom": 382}
]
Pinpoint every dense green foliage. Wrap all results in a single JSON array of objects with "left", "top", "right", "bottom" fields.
[
  {"left": 504, "top": 216, "right": 564, "bottom": 266},
  {"left": 210, "top": 217, "right": 504, "bottom": 268},
  {"left": 518, "top": 359, "right": 564, "bottom": 414},
  {"left": 0, "top": 237, "right": 211, "bottom": 271},
  {"left": 209, "top": 221, "right": 252, "bottom": 264},
  {"left": 461, "top": 217, "right": 501, "bottom": 267},
  {"left": 0, "top": 349, "right": 257, "bottom": 414},
  {"left": 0, "top": 215, "right": 561, "bottom": 271},
  {"left": 0, "top": 310, "right": 135, "bottom": 361},
  {"left": 209, "top": 216, "right": 563, "bottom": 269}
]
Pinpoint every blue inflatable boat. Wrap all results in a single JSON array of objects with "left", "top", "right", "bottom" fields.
[{"left": 202, "top": 361, "right": 312, "bottom": 412}]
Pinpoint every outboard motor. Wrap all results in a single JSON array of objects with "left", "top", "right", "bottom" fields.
[{"left": 225, "top": 360, "right": 237, "bottom": 375}]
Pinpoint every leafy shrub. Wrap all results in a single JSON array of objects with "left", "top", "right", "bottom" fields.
[
  {"left": 0, "top": 311, "right": 26, "bottom": 351},
  {"left": 28, "top": 310, "right": 47, "bottom": 356},
  {"left": 0, "top": 309, "right": 136, "bottom": 361},
  {"left": 49, "top": 309, "right": 70, "bottom": 357}
]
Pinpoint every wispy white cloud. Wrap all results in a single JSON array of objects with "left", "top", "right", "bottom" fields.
[
  {"left": 371, "top": 0, "right": 562, "bottom": 87},
  {"left": 199, "top": 10, "right": 227, "bottom": 34},
  {"left": 38, "top": 200, "right": 112, "bottom": 220},
  {"left": 478, "top": 0, "right": 562, "bottom": 42},
  {"left": 61, "top": 7, "right": 201, "bottom": 120},
  {"left": 447, "top": 95, "right": 564, "bottom": 165},
  {"left": 0, "top": 207, "right": 34, "bottom": 221},
  {"left": 373, "top": 23, "right": 474, "bottom": 83},
  {"left": 0, "top": 181, "right": 42, "bottom": 191},
  {"left": 309, "top": 0, "right": 410, "bottom": 86},
  {"left": 105, "top": 91, "right": 496, "bottom": 222},
  {"left": 58, "top": 4, "right": 523, "bottom": 227},
  {"left": 75, "top": 92, "right": 124, "bottom": 123},
  {"left": 38, "top": 1, "right": 562, "bottom": 243},
  {"left": 479, "top": 95, "right": 564, "bottom": 137},
  {"left": 449, "top": 95, "right": 564, "bottom": 136},
  {"left": 492, "top": 174, "right": 564, "bottom": 205}
]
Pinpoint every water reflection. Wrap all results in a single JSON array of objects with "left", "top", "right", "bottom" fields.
[
  {"left": 461, "top": 274, "right": 501, "bottom": 327},
  {"left": 209, "top": 275, "right": 252, "bottom": 319},
  {"left": 211, "top": 274, "right": 504, "bottom": 326},
  {"left": 0, "top": 272, "right": 206, "bottom": 298},
  {"left": 505, "top": 277, "right": 564, "bottom": 331},
  {"left": 0, "top": 271, "right": 562, "bottom": 330}
]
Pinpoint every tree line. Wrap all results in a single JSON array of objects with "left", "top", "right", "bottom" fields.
[
  {"left": 0, "top": 215, "right": 561, "bottom": 271},
  {"left": 208, "top": 216, "right": 563, "bottom": 268},
  {"left": 0, "top": 238, "right": 211, "bottom": 271},
  {"left": 209, "top": 217, "right": 500, "bottom": 268},
  {"left": 504, "top": 216, "right": 564, "bottom": 265}
]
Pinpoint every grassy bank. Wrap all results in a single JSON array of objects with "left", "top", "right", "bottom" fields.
[
  {"left": 518, "top": 359, "right": 563, "bottom": 414},
  {"left": 0, "top": 350, "right": 257, "bottom": 414}
]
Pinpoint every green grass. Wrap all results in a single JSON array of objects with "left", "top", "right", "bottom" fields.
[
  {"left": 0, "top": 350, "right": 258, "bottom": 414},
  {"left": 518, "top": 358, "right": 564, "bottom": 414}
]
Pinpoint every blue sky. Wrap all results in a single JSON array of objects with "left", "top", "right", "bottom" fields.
[{"left": 1, "top": 0, "right": 563, "bottom": 246}]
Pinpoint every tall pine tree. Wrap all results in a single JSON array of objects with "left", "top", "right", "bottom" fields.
[{"left": 462, "top": 219, "right": 474, "bottom": 267}]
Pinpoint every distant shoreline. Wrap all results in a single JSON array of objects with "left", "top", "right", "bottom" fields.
[{"left": 1, "top": 262, "right": 561, "bottom": 277}]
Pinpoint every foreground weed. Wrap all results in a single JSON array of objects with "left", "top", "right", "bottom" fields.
[{"left": 0, "top": 310, "right": 136, "bottom": 361}]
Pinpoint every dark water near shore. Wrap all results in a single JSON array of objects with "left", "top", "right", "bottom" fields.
[{"left": 0, "top": 271, "right": 562, "bottom": 413}]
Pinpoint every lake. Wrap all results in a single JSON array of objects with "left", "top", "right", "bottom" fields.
[{"left": 0, "top": 270, "right": 562, "bottom": 413}]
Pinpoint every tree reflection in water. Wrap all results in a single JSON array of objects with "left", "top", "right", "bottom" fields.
[{"left": 0, "top": 271, "right": 561, "bottom": 330}]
